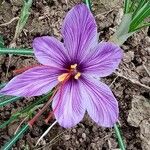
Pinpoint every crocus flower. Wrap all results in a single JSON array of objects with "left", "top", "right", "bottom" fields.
[{"left": 0, "top": 4, "right": 122, "bottom": 128}]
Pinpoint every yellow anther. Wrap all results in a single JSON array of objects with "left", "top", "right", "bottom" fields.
[
  {"left": 74, "top": 72, "right": 81, "bottom": 80},
  {"left": 70, "top": 64, "right": 77, "bottom": 69},
  {"left": 58, "top": 73, "right": 69, "bottom": 82}
]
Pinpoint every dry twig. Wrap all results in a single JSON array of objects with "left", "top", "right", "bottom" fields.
[
  {"left": 14, "top": 117, "right": 28, "bottom": 135},
  {"left": 115, "top": 72, "right": 150, "bottom": 90},
  {"left": 36, "top": 131, "right": 65, "bottom": 150},
  {"left": 109, "top": 75, "right": 119, "bottom": 87},
  {"left": 143, "top": 64, "right": 150, "bottom": 77},
  {"left": 0, "top": 17, "right": 19, "bottom": 27}
]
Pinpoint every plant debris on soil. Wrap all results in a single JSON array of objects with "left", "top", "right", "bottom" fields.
[{"left": 0, "top": 0, "right": 150, "bottom": 149}]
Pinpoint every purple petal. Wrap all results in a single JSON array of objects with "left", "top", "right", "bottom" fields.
[
  {"left": 33, "top": 36, "right": 70, "bottom": 68},
  {"left": 80, "top": 75, "right": 119, "bottom": 127},
  {"left": 81, "top": 42, "right": 123, "bottom": 77},
  {"left": 62, "top": 4, "right": 97, "bottom": 61},
  {"left": 52, "top": 80, "right": 86, "bottom": 128},
  {"left": 0, "top": 66, "right": 61, "bottom": 97}
]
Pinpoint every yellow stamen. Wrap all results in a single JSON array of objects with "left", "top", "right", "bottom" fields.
[
  {"left": 74, "top": 72, "right": 81, "bottom": 80},
  {"left": 70, "top": 64, "right": 77, "bottom": 69},
  {"left": 58, "top": 73, "right": 69, "bottom": 82}
]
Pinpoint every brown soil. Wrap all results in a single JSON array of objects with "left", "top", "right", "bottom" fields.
[{"left": 0, "top": 0, "right": 150, "bottom": 150}]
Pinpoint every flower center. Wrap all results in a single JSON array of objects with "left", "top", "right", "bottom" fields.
[{"left": 58, "top": 64, "right": 81, "bottom": 82}]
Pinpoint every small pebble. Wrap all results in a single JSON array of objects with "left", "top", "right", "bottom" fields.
[
  {"left": 64, "top": 135, "right": 71, "bottom": 140},
  {"left": 72, "top": 128, "right": 76, "bottom": 133},
  {"left": 82, "top": 133, "right": 86, "bottom": 139}
]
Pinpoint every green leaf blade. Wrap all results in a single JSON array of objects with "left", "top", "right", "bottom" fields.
[
  {"left": 1, "top": 124, "right": 29, "bottom": 150},
  {"left": 14, "top": 0, "right": 32, "bottom": 40},
  {"left": 132, "top": 0, "right": 148, "bottom": 18},
  {"left": 114, "top": 123, "right": 126, "bottom": 150},
  {"left": 0, "top": 35, "right": 4, "bottom": 48},
  {"left": 124, "top": 0, "right": 131, "bottom": 13},
  {"left": 0, "top": 83, "right": 7, "bottom": 89},
  {"left": 83, "top": 0, "right": 92, "bottom": 10},
  {"left": 0, "top": 115, "right": 18, "bottom": 129},
  {"left": 0, "top": 96, "right": 21, "bottom": 107},
  {"left": 130, "top": 1, "right": 150, "bottom": 31},
  {"left": 0, "top": 48, "right": 33, "bottom": 55}
]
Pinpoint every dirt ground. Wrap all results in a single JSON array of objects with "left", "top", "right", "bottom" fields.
[{"left": 0, "top": 0, "right": 150, "bottom": 150}]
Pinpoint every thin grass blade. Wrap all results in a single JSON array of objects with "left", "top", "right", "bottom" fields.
[
  {"left": 0, "top": 48, "right": 33, "bottom": 55},
  {"left": 124, "top": 0, "right": 131, "bottom": 13},
  {"left": 7, "top": 0, "right": 33, "bottom": 77},
  {"left": 83, "top": 0, "right": 92, "bottom": 10},
  {"left": 0, "top": 83, "right": 7, "bottom": 89},
  {"left": 0, "top": 115, "right": 19, "bottom": 129},
  {"left": 130, "top": 1, "right": 150, "bottom": 31},
  {"left": 132, "top": 2, "right": 150, "bottom": 21},
  {"left": 0, "top": 93, "right": 52, "bottom": 129},
  {"left": 128, "top": 0, "right": 139, "bottom": 13},
  {"left": 1, "top": 124, "right": 29, "bottom": 150},
  {"left": 0, "top": 35, "right": 4, "bottom": 48},
  {"left": 0, "top": 95, "right": 5, "bottom": 98},
  {"left": 0, "top": 96, "right": 21, "bottom": 107},
  {"left": 133, "top": 22, "right": 150, "bottom": 31},
  {"left": 14, "top": 0, "right": 32, "bottom": 40},
  {"left": 114, "top": 123, "right": 126, "bottom": 150},
  {"left": 0, "top": 92, "right": 53, "bottom": 149},
  {"left": 132, "top": 0, "right": 148, "bottom": 18},
  {"left": 0, "top": 83, "right": 8, "bottom": 98}
]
